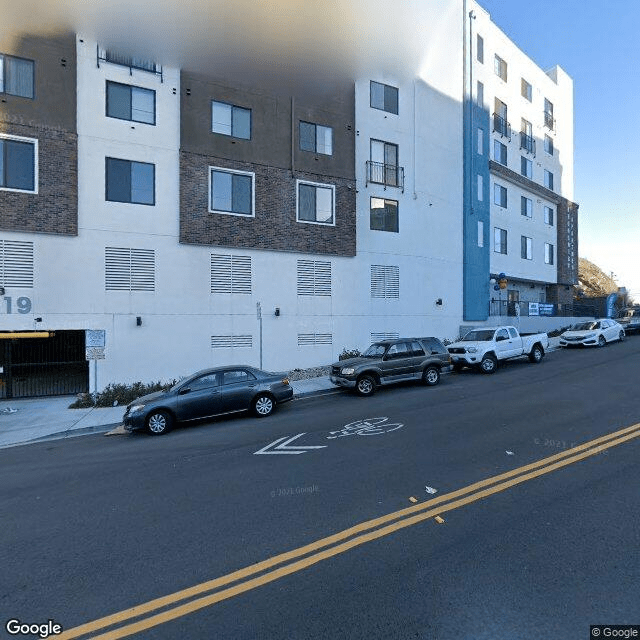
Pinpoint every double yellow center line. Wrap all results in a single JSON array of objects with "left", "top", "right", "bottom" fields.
[{"left": 60, "top": 422, "right": 640, "bottom": 639}]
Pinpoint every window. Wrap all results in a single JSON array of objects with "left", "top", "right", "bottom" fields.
[
  {"left": 545, "top": 243, "right": 554, "bottom": 265},
  {"left": 386, "top": 342, "right": 411, "bottom": 359},
  {"left": 106, "top": 81, "right": 155, "bottom": 124},
  {"left": 544, "top": 134, "right": 554, "bottom": 155},
  {"left": 494, "top": 55, "right": 507, "bottom": 81},
  {"left": 521, "top": 196, "right": 532, "bottom": 218},
  {"left": 370, "top": 139, "right": 399, "bottom": 186},
  {"left": 476, "top": 81, "right": 484, "bottom": 107},
  {"left": 0, "top": 135, "right": 37, "bottom": 192},
  {"left": 370, "top": 81, "right": 398, "bottom": 114},
  {"left": 211, "top": 101, "right": 251, "bottom": 139},
  {"left": 494, "top": 228, "right": 507, "bottom": 254},
  {"left": 520, "top": 119, "right": 534, "bottom": 154},
  {"left": 297, "top": 180, "right": 335, "bottom": 225},
  {"left": 371, "top": 265, "right": 400, "bottom": 298},
  {"left": 370, "top": 197, "right": 398, "bottom": 233},
  {"left": 105, "top": 247, "right": 155, "bottom": 291},
  {"left": 544, "top": 169, "right": 554, "bottom": 191},
  {"left": 297, "top": 259, "right": 331, "bottom": 296},
  {"left": 477, "top": 175, "right": 483, "bottom": 201},
  {"left": 222, "top": 369, "right": 255, "bottom": 385},
  {"left": 493, "top": 98, "right": 509, "bottom": 137},
  {"left": 544, "top": 98, "right": 554, "bottom": 129},
  {"left": 521, "top": 78, "right": 532, "bottom": 101},
  {"left": 521, "top": 156, "right": 532, "bottom": 178},
  {"left": 209, "top": 168, "right": 254, "bottom": 216},
  {"left": 477, "top": 35, "right": 484, "bottom": 63},
  {"left": 494, "top": 184, "right": 507, "bottom": 208},
  {"left": 0, "top": 54, "right": 34, "bottom": 98},
  {"left": 544, "top": 206, "right": 554, "bottom": 226},
  {"left": 521, "top": 118, "right": 532, "bottom": 137},
  {"left": 190, "top": 373, "right": 220, "bottom": 390},
  {"left": 477, "top": 220, "right": 484, "bottom": 248},
  {"left": 105, "top": 158, "right": 155, "bottom": 205},
  {"left": 477, "top": 128, "right": 484, "bottom": 155},
  {"left": 210, "top": 254, "right": 252, "bottom": 294},
  {"left": 493, "top": 140, "right": 507, "bottom": 165},
  {"left": 521, "top": 235, "right": 533, "bottom": 260},
  {"left": 299, "top": 122, "right": 332, "bottom": 155}
]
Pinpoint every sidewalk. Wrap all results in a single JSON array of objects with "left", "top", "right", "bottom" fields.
[
  {"left": 0, "top": 337, "right": 561, "bottom": 449},
  {"left": 0, "top": 376, "right": 336, "bottom": 449}
]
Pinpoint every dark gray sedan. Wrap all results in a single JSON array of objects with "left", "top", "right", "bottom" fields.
[{"left": 123, "top": 366, "right": 294, "bottom": 435}]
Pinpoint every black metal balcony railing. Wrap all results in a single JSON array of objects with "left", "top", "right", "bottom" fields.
[
  {"left": 544, "top": 111, "right": 555, "bottom": 130},
  {"left": 519, "top": 132, "right": 536, "bottom": 155},
  {"left": 366, "top": 161, "right": 405, "bottom": 192},
  {"left": 492, "top": 113, "right": 511, "bottom": 140},
  {"left": 97, "top": 46, "right": 163, "bottom": 80}
]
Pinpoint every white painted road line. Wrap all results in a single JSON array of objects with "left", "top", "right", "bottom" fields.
[{"left": 253, "top": 433, "right": 328, "bottom": 455}]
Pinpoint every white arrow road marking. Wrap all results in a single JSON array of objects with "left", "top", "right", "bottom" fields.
[{"left": 254, "top": 433, "right": 328, "bottom": 455}]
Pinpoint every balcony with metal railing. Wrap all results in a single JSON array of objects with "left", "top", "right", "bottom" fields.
[
  {"left": 97, "top": 46, "right": 163, "bottom": 80},
  {"left": 544, "top": 111, "right": 555, "bottom": 131},
  {"left": 492, "top": 113, "right": 511, "bottom": 140},
  {"left": 519, "top": 132, "right": 536, "bottom": 155},
  {"left": 366, "top": 161, "right": 405, "bottom": 192}
]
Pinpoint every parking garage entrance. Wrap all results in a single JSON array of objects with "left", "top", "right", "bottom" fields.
[{"left": 0, "top": 330, "right": 89, "bottom": 399}]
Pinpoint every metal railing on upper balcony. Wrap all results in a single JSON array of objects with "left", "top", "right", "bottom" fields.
[
  {"left": 519, "top": 132, "right": 536, "bottom": 155},
  {"left": 544, "top": 111, "right": 555, "bottom": 130},
  {"left": 366, "top": 161, "right": 405, "bottom": 192},
  {"left": 492, "top": 113, "right": 511, "bottom": 139},
  {"left": 97, "top": 47, "right": 163, "bottom": 80}
]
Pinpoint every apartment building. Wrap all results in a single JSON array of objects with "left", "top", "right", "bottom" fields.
[
  {"left": 464, "top": 1, "right": 578, "bottom": 323},
  {"left": 0, "top": 1, "right": 577, "bottom": 397}
]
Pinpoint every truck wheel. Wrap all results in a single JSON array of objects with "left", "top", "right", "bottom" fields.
[
  {"left": 422, "top": 366, "right": 440, "bottom": 386},
  {"left": 528, "top": 344, "right": 544, "bottom": 363},
  {"left": 480, "top": 354, "right": 498, "bottom": 374},
  {"left": 355, "top": 375, "right": 376, "bottom": 397}
]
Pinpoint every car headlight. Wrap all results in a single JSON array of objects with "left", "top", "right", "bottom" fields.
[
  {"left": 128, "top": 404, "right": 146, "bottom": 414},
  {"left": 341, "top": 367, "right": 355, "bottom": 375},
  {"left": 466, "top": 347, "right": 477, "bottom": 353}
]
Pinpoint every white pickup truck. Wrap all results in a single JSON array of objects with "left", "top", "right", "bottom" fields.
[{"left": 447, "top": 326, "right": 549, "bottom": 374}]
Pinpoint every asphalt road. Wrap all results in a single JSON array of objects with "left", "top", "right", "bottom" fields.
[{"left": 1, "top": 337, "right": 639, "bottom": 639}]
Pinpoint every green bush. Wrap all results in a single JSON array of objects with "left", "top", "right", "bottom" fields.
[
  {"left": 338, "top": 347, "right": 361, "bottom": 361},
  {"left": 69, "top": 380, "right": 176, "bottom": 409}
]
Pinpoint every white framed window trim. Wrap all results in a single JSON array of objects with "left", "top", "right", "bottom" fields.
[
  {"left": 296, "top": 179, "right": 336, "bottom": 227},
  {"left": 0, "top": 133, "right": 38, "bottom": 194},
  {"left": 208, "top": 166, "right": 256, "bottom": 218}
]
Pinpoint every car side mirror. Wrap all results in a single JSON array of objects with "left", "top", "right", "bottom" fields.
[{"left": 178, "top": 387, "right": 191, "bottom": 395}]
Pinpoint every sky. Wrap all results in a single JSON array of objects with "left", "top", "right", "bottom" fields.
[{"left": 479, "top": 0, "right": 640, "bottom": 300}]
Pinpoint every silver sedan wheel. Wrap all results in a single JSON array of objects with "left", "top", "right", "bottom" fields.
[
  {"left": 148, "top": 413, "right": 168, "bottom": 434},
  {"left": 254, "top": 395, "right": 274, "bottom": 417}
]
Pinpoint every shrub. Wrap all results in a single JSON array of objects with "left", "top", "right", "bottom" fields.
[
  {"left": 69, "top": 380, "right": 177, "bottom": 409},
  {"left": 338, "top": 347, "right": 361, "bottom": 361}
]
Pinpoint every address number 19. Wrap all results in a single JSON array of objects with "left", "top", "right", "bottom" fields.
[{"left": 3, "top": 296, "right": 32, "bottom": 314}]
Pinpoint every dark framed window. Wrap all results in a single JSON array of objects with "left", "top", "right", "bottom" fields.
[
  {"left": 493, "top": 140, "right": 507, "bottom": 165},
  {"left": 211, "top": 101, "right": 251, "bottom": 139},
  {"left": 521, "top": 235, "right": 533, "bottom": 260},
  {"left": 0, "top": 54, "right": 34, "bottom": 98},
  {"left": 106, "top": 81, "right": 155, "bottom": 125},
  {"left": 494, "top": 184, "right": 507, "bottom": 208},
  {"left": 544, "top": 134, "right": 554, "bottom": 155},
  {"left": 222, "top": 369, "right": 256, "bottom": 385},
  {"left": 370, "top": 81, "right": 398, "bottom": 115},
  {"left": 544, "top": 169, "right": 554, "bottom": 191},
  {"left": 477, "top": 81, "right": 484, "bottom": 107},
  {"left": 521, "top": 196, "right": 532, "bottom": 218},
  {"left": 370, "top": 197, "right": 398, "bottom": 233},
  {"left": 545, "top": 243, "right": 554, "bottom": 265},
  {"left": 521, "top": 156, "right": 532, "bottom": 178},
  {"left": 494, "top": 227, "right": 507, "bottom": 254},
  {"left": 105, "top": 158, "right": 155, "bottom": 205},
  {"left": 0, "top": 136, "right": 36, "bottom": 192},
  {"left": 494, "top": 55, "right": 507, "bottom": 81},
  {"left": 521, "top": 78, "right": 532, "bottom": 101},
  {"left": 299, "top": 122, "right": 333, "bottom": 155},
  {"left": 544, "top": 206, "right": 554, "bottom": 226},
  {"left": 209, "top": 168, "right": 254, "bottom": 216},
  {"left": 297, "top": 181, "right": 335, "bottom": 225},
  {"left": 476, "top": 35, "right": 484, "bottom": 63}
]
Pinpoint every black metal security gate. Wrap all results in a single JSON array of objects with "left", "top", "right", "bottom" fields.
[{"left": 0, "top": 330, "right": 89, "bottom": 399}]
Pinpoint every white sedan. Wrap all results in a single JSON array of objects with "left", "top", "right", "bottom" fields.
[{"left": 559, "top": 319, "right": 625, "bottom": 348}]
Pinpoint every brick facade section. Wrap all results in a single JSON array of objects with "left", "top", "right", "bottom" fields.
[
  {"left": 0, "top": 122, "right": 78, "bottom": 236},
  {"left": 180, "top": 152, "right": 356, "bottom": 256}
]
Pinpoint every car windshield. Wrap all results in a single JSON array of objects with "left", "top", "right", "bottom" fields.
[
  {"left": 362, "top": 343, "right": 387, "bottom": 357},
  {"left": 461, "top": 330, "right": 495, "bottom": 341},
  {"left": 572, "top": 322, "right": 597, "bottom": 331}
]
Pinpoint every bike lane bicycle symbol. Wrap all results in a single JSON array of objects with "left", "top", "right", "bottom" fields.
[{"left": 326, "top": 417, "right": 404, "bottom": 439}]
